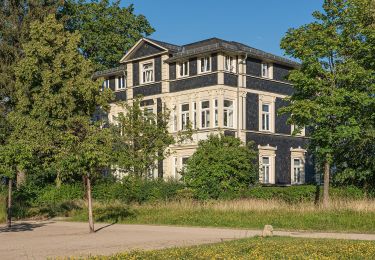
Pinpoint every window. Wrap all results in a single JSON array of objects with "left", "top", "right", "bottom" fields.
[
  {"left": 103, "top": 79, "right": 110, "bottom": 89},
  {"left": 292, "top": 158, "right": 304, "bottom": 184},
  {"left": 192, "top": 102, "right": 197, "bottom": 129},
  {"left": 178, "top": 61, "right": 189, "bottom": 77},
  {"left": 261, "top": 104, "right": 270, "bottom": 131},
  {"left": 214, "top": 99, "right": 218, "bottom": 127},
  {"left": 199, "top": 56, "right": 211, "bottom": 73},
  {"left": 172, "top": 157, "right": 178, "bottom": 178},
  {"left": 172, "top": 110, "right": 177, "bottom": 131},
  {"left": 141, "top": 62, "right": 154, "bottom": 84},
  {"left": 201, "top": 100, "right": 210, "bottom": 128},
  {"left": 181, "top": 103, "right": 190, "bottom": 130},
  {"left": 117, "top": 76, "right": 126, "bottom": 90},
  {"left": 262, "top": 157, "right": 271, "bottom": 184},
  {"left": 224, "top": 55, "right": 236, "bottom": 73},
  {"left": 291, "top": 124, "right": 305, "bottom": 136},
  {"left": 261, "top": 63, "right": 269, "bottom": 78},
  {"left": 224, "top": 100, "right": 234, "bottom": 128},
  {"left": 181, "top": 157, "right": 189, "bottom": 173}
]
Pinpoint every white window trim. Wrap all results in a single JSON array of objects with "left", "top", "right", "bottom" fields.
[
  {"left": 214, "top": 99, "right": 219, "bottom": 127},
  {"left": 181, "top": 103, "right": 190, "bottom": 130},
  {"left": 103, "top": 79, "right": 110, "bottom": 89},
  {"left": 224, "top": 55, "right": 236, "bottom": 73},
  {"left": 291, "top": 124, "right": 306, "bottom": 136},
  {"left": 258, "top": 145, "right": 277, "bottom": 184},
  {"left": 290, "top": 147, "right": 306, "bottom": 185},
  {"left": 116, "top": 75, "right": 126, "bottom": 91},
  {"left": 223, "top": 99, "right": 234, "bottom": 128},
  {"left": 261, "top": 62, "right": 270, "bottom": 78},
  {"left": 201, "top": 100, "right": 210, "bottom": 129},
  {"left": 140, "top": 59, "right": 155, "bottom": 84},
  {"left": 198, "top": 56, "right": 212, "bottom": 74},
  {"left": 177, "top": 61, "right": 189, "bottom": 78},
  {"left": 259, "top": 95, "right": 275, "bottom": 133}
]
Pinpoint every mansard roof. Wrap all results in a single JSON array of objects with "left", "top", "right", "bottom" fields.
[{"left": 166, "top": 37, "right": 300, "bottom": 68}]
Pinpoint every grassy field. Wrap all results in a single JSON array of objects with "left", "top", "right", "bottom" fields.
[
  {"left": 69, "top": 199, "right": 375, "bottom": 233},
  {"left": 89, "top": 236, "right": 375, "bottom": 259}
]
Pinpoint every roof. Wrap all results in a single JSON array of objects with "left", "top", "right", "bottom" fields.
[
  {"left": 145, "top": 38, "right": 182, "bottom": 53},
  {"left": 166, "top": 37, "right": 299, "bottom": 67},
  {"left": 92, "top": 65, "right": 126, "bottom": 79}
]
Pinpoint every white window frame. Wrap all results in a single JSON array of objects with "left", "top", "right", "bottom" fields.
[
  {"left": 258, "top": 145, "right": 277, "bottom": 184},
  {"left": 259, "top": 95, "right": 275, "bottom": 133},
  {"left": 261, "top": 156, "right": 271, "bottom": 184},
  {"left": 261, "top": 62, "right": 269, "bottom": 78},
  {"left": 198, "top": 56, "right": 211, "bottom": 74},
  {"left": 117, "top": 75, "right": 126, "bottom": 90},
  {"left": 177, "top": 61, "right": 189, "bottom": 78},
  {"left": 201, "top": 100, "right": 210, "bottom": 128},
  {"left": 261, "top": 103, "right": 270, "bottom": 131},
  {"left": 291, "top": 124, "right": 306, "bottom": 136},
  {"left": 223, "top": 99, "right": 234, "bottom": 128},
  {"left": 103, "top": 79, "right": 110, "bottom": 89},
  {"left": 290, "top": 147, "right": 306, "bottom": 185},
  {"left": 140, "top": 60, "right": 154, "bottom": 84},
  {"left": 192, "top": 102, "right": 197, "bottom": 129},
  {"left": 214, "top": 99, "right": 218, "bottom": 127},
  {"left": 224, "top": 55, "right": 236, "bottom": 73},
  {"left": 181, "top": 103, "right": 190, "bottom": 130}
]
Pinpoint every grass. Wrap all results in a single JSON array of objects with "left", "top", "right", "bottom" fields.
[
  {"left": 87, "top": 236, "right": 375, "bottom": 259},
  {"left": 0, "top": 194, "right": 6, "bottom": 223},
  {"left": 69, "top": 199, "right": 375, "bottom": 233}
]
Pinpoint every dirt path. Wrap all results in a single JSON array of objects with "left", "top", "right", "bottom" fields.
[{"left": 1, "top": 221, "right": 375, "bottom": 260}]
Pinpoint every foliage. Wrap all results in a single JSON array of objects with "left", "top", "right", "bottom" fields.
[
  {"left": 113, "top": 98, "right": 181, "bottom": 178},
  {"left": 8, "top": 14, "right": 112, "bottom": 183},
  {"left": 94, "top": 237, "right": 375, "bottom": 259},
  {"left": 183, "top": 134, "right": 258, "bottom": 199},
  {"left": 63, "top": 0, "right": 154, "bottom": 69},
  {"left": 280, "top": 0, "right": 375, "bottom": 187}
]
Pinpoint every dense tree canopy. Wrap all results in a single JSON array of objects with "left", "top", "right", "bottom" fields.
[
  {"left": 280, "top": 0, "right": 375, "bottom": 200},
  {"left": 183, "top": 134, "right": 258, "bottom": 200},
  {"left": 63, "top": 0, "right": 154, "bottom": 69}
]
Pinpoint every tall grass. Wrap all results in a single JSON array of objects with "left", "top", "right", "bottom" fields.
[{"left": 0, "top": 194, "right": 6, "bottom": 223}]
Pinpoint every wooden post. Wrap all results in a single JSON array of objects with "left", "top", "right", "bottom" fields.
[
  {"left": 7, "top": 179, "right": 12, "bottom": 228},
  {"left": 86, "top": 175, "right": 94, "bottom": 233},
  {"left": 322, "top": 160, "right": 330, "bottom": 208}
]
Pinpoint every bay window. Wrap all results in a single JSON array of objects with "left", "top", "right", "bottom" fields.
[
  {"left": 201, "top": 100, "right": 210, "bottom": 128},
  {"left": 223, "top": 100, "right": 234, "bottom": 128},
  {"left": 181, "top": 103, "right": 190, "bottom": 130}
]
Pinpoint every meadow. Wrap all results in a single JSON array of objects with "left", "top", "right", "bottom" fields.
[{"left": 88, "top": 236, "right": 375, "bottom": 259}]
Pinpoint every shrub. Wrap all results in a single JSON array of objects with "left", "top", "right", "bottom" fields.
[{"left": 183, "top": 134, "right": 258, "bottom": 200}]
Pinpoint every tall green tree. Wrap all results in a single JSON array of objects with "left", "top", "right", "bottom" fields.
[
  {"left": 280, "top": 0, "right": 375, "bottom": 206},
  {"left": 183, "top": 134, "right": 258, "bottom": 200},
  {"left": 63, "top": 0, "right": 154, "bottom": 69},
  {"left": 9, "top": 14, "right": 112, "bottom": 231},
  {"left": 113, "top": 98, "right": 177, "bottom": 179}
]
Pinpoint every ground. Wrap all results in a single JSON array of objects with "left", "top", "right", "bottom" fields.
[{"left": 1, "top": 221, "right": 375, "bottom": 259}]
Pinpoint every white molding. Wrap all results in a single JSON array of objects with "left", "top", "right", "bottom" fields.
[{"left": 119, "top": 38, "right": 169, "bottom": 63}]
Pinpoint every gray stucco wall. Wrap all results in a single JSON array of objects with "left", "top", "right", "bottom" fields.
[
  {"left": 133, "top": 83, "right": 162, "bottom": 97},
  {"left": 273, "top": 64, "right": 292, "bottom": 82},
  {"left": 170, "top": 73, "right": 217, "bottom": 92},
  {"left": 246, "top": 76, "right": 294, "bottom": 95},
  {"left": 275, "top": 97, "right": 291, "bottom": 135},
  {"left": 246, "top": 57, "right": 262, "bottom": 77},
  {"left": 246, "top": 93, "right": 259, "bottom": 131}
]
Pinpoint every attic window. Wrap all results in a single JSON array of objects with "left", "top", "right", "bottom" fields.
[
  {"left": 261, "top": 63, "right": 270, "bottom": 78},
  {"left": 199, "top": 56, "right": 211, "bottom": 73}
]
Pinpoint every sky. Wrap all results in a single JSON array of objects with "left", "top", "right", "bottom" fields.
[{"left": 124, "top": 0, "right": 323, "bottom": 58}]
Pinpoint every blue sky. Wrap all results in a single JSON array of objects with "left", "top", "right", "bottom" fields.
[{"left": 126, "top": 0, "right": 323, "bottom": 58}]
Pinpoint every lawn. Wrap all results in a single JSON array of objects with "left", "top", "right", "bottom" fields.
[
  {"left": 90, "top": 236, "right": 375, "bottom": 259},
  {"left": 69, "top": 199, "right": 375, "bottom": 233}
]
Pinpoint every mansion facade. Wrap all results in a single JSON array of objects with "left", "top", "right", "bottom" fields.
[{"left": 93, "top": 37, "right": 314, "bottom": 185}]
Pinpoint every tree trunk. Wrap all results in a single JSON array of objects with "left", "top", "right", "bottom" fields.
[
  {"left": 322, "top": 160, "right": 330, "bottom": 208},
  {"left": 16, "top": 169, "right": 25, "bottom": 188},
  {"left": 86, "top": 176, "right": 94, "bottom": 233},
  {"left": 7, "top": 179, "right": 12, "bottom": 228}
]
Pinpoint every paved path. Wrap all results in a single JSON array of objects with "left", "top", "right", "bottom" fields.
[{"left": 1, "top": 221, "right": 375, "bottom": 259}]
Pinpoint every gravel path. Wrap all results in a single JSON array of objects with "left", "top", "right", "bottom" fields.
[{"left": 1, "top": 221, "right": 375, "bottom": 259}]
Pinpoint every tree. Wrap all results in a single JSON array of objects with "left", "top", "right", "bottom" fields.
[
  {"left": 0, "top": 141, "right": 32, "bottom": 227},
  {"left": 183, "top": 134, "right": 258, "bottom": 200},
  {"left": 280, "top": 0, "right": 374, "bottom": 207},
  {"left": 63, "top": 0, "right": 154, "bottom": 69},
  {"left": 55, "top": 122, "right": 112, "bottom": 233},
  {"left": 113, "top": 98, "right": 178, "bottom": 179},
  {"left": 9, "top": 14, "right": 111, "bottom": 231}
]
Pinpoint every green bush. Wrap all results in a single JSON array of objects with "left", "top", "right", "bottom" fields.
[{"left": 184, "top": 134, "right": 258, "bottom": 200}]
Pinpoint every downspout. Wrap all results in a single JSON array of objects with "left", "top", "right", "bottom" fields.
[{"left": 237, "top": 53, "right": 247, "bottom": 139}]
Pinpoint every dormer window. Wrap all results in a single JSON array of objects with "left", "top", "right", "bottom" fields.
[
  {"left": 224, "top": 55, "right": 236, "bottom": 73},
  {"left": 141, "top": 61, "right": 154, "bottom": 84},
  {"left": 117, "top": 75, "right": 126, "bottom": 90},
  {"left": 199, "top": 56, "right": 211, "bottom": 73},
  {"left": 178, "top": 61, "right": 189, "bottom": 77},
  {"left": 261, "top": 63, "right": 269, "bottom": 78}
]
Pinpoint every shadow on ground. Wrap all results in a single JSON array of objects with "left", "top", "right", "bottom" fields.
[{"left": 0, "top": 221, "right": 52, "bottom": 233}]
